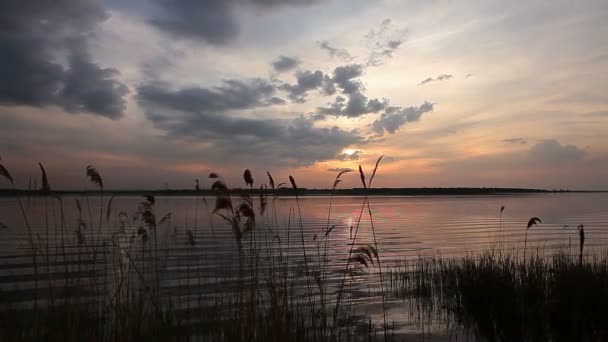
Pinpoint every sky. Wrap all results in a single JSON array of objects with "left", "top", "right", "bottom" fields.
[{"left": 1, "top": 0, "right": 607, "bottom": 190}]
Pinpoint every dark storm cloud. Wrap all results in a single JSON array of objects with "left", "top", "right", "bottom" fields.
[
  {"left": 272, "top": 56, "right": 301, "bottom": 72},
  {"left": 372, "top": 101, "right": 434, "bottom": 135},
  {"left": 0, "top": 0, "right": 129, "bottom": 118},
  {"left": 150, "top": 0, "right": 322, "bottom": 45},
  {"left": 60, "top": 46, "right": 129, "bottom": 118}
]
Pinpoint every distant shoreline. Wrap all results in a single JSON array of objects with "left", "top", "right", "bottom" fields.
[{"left": 1, "top": 188, "right": 606, "bottom": 197}]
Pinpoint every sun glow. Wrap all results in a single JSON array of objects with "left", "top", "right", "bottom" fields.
[{"left": 342, "top": 149, "right": 357, "bottom": 156}]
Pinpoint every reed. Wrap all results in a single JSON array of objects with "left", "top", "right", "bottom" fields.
[
  {"left": 388, "top": 250, "right": 608, "bottom": 341},
  {"left": 9, "top": 157, "right": 606, "bottom": 341}
]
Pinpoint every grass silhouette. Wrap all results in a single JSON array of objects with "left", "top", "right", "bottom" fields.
[
  {"left": 0, "top": 157, "right": 607, "bottom": 341},
  {"left": 0, "top": 158, "right": 390, "bottom": 341}
]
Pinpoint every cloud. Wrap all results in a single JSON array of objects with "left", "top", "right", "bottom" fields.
[
  {"left": 381, "top": 155, "right": 399, "bottom": 163},
  {"left": 317, "top": 41, "right": 353, "bottom": 60},
  {"left": 333, "top": 64, "right": 364, "bottom": 94},
  {"left": 318, "top": 93, "right": 388, "bottom": 118},
  {"left": 272, "top": 56, "right": 300, "bottom": 72},
  {"left": 0, "top": 0, "right": 129, "bottom": 118},
  {"left": 328, "top": 167, "right": 354, "bottom": 173},
  {"left": 280, "top": 70, "right": 325, "bottom": 102},
  {"left": 528, "top": 139, "right": 585, "bottom": 163},
  {"left": 150, "top": 0, "right": 321, "bottom": 45},
  {"left": 419, "top": 77, "right": 434, "bottom": 85},
  {"left": 60, "top": 46, "right": 129, "bottom": 118},
  {"left": 138, "top": 78, "right": 281, "bottom": 113},
  {"left": 314, "top": 63, "right": 390, "bottom": 118},
  {"left": 149, "top": 0, "right": 237, "bottom": 45},
  {"left": 582, "top": 111, "right": 608, "bottom": 118},
  {"left": 137, "top": 81, "right": 365, "bottom": 166},
  {"left": 437, "top": 74, "right": 453, "bottom": 81},
  {"left": 280, "top": 63, "right": 365, "bottom": 104},
  {"left": 503, "top": 138, "right": 527, "bottom": 145},
  {"left": 372, "top": 102, "right": 434, "bottom": 135},
  {"left": 337, "top": 150, "right": 362, "bottom": 161},
  {"left": 365, "top": 19, "right": 408, "bottom": 67},
  {"left": 430, "top": 139, "right": 596, "bottom": 189},
  {"left": 418, "top": 74, "right": 454, "bottom": 86}
]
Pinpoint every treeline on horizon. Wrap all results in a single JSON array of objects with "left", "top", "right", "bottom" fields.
[{"left": 0, "top": 187, "right": 575, "bottom": 197}]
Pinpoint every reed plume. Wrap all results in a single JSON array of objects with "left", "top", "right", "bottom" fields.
[
  {"left": 39, "top": 162, "right": 50, "bottom": 194},
  {"left": 578, "top": 224, "right": 585, "bottom": 264},
  {"left": 138, "top": 195, "right": 156, "bottom": 229},
  {"left": 524, "top": 217, "right": 542, "bottom": 262},
  {"left": 243, "top": 169, "right": 254, "bottom": 188},
  {"left": 0, "top": 157, "right": 14, "bottom": 184},
  {"left": 106, "top": 196, "right": 115, "bottom": 221},
  {"left": 211, "top": 179, "right": 228, "bottom": 191},
  {"left": 368, "top": 155, "right": 384, "bottom": 187},
  {"left": 86, "top": 165, "right": 104, "bottom": 189},
  {"left": 267, "top": 171, "right": 275, "bottom": 189},
  {"left": 358, "top": 165, "right": 366, "bottom": 189}
]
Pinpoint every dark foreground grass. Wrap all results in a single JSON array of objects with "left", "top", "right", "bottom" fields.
[
  {"left": 3, "top": 158, "right": 608, "bottom": 341},
  {"left": 0, "top": 160, "right": 389, "bottom": 341},
  {"left": 389, "top": 252, "right": 608, "bottom": 341}
]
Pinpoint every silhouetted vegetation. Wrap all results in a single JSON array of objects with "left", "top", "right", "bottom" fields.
[
  {"left": 389, "top": 251, "right": 608, "bottom": 341},
  {"left": 0, "top": 158, "right": 390, "bottom": 341},
  {"left": 2, "top": 187, "right": 584, "bottom": 198},
  {"left": 0, "top": 157, "right": 607, "bottom": 341}
]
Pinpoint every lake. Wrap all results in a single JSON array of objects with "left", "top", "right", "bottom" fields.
[{"left": 0, "top": 192, "right": 607, "bottom": 338}]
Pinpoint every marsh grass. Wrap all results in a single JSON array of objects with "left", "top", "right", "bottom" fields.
[
  {"left": 3, "top": 157, "right": 608, "bottom": 341},
  {"left": 0, "top": 159, "right": 391, "bottom": 341},
  {"left": 389, "top": 250, "right": 608, "bottom": 341}
]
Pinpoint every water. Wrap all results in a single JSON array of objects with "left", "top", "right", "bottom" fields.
[{"left": 0, "top": 193, "right": 607, "bottom": 336}]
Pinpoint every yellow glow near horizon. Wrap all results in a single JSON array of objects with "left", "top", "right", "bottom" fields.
[{"left": 342, "top": 149, "right": 357, "bottom": 156}]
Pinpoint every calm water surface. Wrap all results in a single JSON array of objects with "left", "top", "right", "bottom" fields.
[{"left": 0, "top": 193, "right": 607, "bottom": 337}]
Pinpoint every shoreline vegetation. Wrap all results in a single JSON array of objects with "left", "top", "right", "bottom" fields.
[
  {"left": 0, "top": 158, "right": 607, "bottom": 340},
  {"left": 1, "top": 187, "right": 600, "bottom": 198},
  {"left": 388, "top": 251, "right": 608, "bottom": 341}
]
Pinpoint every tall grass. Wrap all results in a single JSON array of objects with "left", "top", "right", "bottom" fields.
[
  {"left": 0, "top": 158, "right": 391, "bottom": 341},
  {"left": 388, "top": 250, "right": 608, "bottom": 341},
  {"left": 2, "top": 157, "right": 607, "bottom": 341}
]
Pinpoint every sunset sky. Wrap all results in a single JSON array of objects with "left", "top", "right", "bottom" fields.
[{"left": 1, "top": 0, "right": 607, "bottom": 190}]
